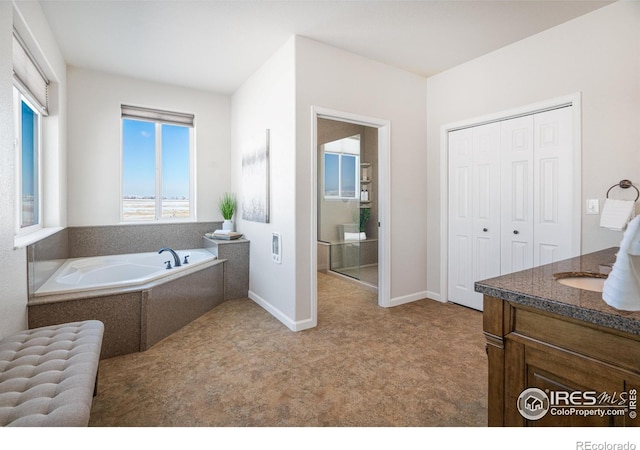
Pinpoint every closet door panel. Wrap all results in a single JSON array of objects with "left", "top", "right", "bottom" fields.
[
  {"left": 539, "top": 243, "right": 560, "bottom": 266},
  {"left": 472, "top": 123, "right": 501, "bottom": 299},
  {"left": 501, "top": 115, "right": 534, "bottom": 274},
  {"left": 533, "top": 107, "right": 574, "bottom": 266},
  {"left": 448, "top": 128, "right": 476, "bottom": 308}
]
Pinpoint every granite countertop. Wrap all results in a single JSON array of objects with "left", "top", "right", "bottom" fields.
[{"left": 474, "top": 247, "right": 640, "bottom": 336}]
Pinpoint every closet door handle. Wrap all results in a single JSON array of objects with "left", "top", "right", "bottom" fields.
[
  {"left": 513, "top": 230, "right": 519, "bottom": 235},
  {"left": 482, "top": 228, "right": 488, "bottom": 232}
]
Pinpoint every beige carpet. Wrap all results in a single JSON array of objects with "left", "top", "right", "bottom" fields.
[{"left": 89, "top": 272, "right": 487, "bottom": 426}]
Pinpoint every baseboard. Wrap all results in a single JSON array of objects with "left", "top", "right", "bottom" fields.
[
  {"left": 249, "top": 287, "right": 443, "bottom": 329},
  {"left": 426, "top": 290, "right": 444, "bottom": 302},
  {"left": 248, "top": 290, "right": 316, "bottom": 332},
  {"left": 389, "top": 290, "right": 431, "bottom": 307}
]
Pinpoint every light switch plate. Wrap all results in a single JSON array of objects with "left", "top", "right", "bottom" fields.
[{"left": 586, "top": 199, "right": 599, "bottom": 215}]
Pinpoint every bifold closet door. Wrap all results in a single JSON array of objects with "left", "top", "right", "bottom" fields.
[
  {"left": 501, "top": 115, "right": 535, "bottom": 274},
  {"left": 448, "top": 123, "right": 501, "bottom": 311},
  {"left": 448, "top": 106, "right": 574, "bottom": 310},
  {"left": 500, "top": 107, "right": 574, "bottom": 273},
  {"left": 533, "top": 107, "right": 574, "bottom": 265}
]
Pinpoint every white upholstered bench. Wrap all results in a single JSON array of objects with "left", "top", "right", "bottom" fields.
[{"left": 0, "top": 320, "right": 104, "bottom": 427}]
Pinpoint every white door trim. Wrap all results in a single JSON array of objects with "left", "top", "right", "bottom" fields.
[
  {"left": 439, "top": 93, "right": 582, "bottom": 305},
  {"left": 311, "top": 106, "right": 391, "bottom": 319}
]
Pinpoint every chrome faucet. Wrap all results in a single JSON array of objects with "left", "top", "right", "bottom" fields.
[{"left": 158, "top": 247, "right": 181, "bottom": 268}]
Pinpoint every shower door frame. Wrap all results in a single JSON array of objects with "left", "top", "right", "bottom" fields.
[{"left": 311, "top": 106, "right": 391, "bottom": 309}]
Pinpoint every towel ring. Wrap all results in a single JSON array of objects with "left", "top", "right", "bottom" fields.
[{"left": 606, "top": 179, "right": 639, "bottom": 202}]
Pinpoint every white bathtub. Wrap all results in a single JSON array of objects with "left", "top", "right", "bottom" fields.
[{"left": 35, "top": 248, "right": 217, "bottom": 297}]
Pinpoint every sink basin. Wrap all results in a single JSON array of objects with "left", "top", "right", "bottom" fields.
[{"left": 554, "top": 272, "right": 606, "bottom": 292}]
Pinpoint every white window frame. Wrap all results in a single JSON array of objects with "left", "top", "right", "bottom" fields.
[
  {"left": 323, "top": 151, "right": 360, "bottom": 200},
  {"left": 14, "top": 87, "right": 43, "bottom": 236},
  {"left": 120, "top": 114, "right": 196, "bottom": 223}
]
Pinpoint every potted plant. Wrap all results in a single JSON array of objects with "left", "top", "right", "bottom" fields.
[
  {"left": 218, "top": 192, "right": 237, "bottom": 231},
  {"left": 359, "top": 208, "right": 371, "bottom": 234},
  {"left": 352, "top": 207, "right": 371, "bottom": 239}
]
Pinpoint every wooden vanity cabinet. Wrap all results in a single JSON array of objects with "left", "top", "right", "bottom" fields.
[{"left": 483, "top": 295, "right": 640, "bottom": 427}]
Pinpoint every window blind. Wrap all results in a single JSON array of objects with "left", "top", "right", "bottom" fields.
[
  {"left": 121, "top": 105, "right": 195, "bottom": 127},
  {"left": 12, "top": 30, "right": 49, "bottom": 116}
]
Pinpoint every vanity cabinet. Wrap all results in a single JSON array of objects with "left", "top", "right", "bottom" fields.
[{"left": 484, "top": 294, "right": 640, "bottom": 427}]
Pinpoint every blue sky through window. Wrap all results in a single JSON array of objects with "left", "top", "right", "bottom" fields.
[
  {"left": 122, "top": 119, "right": 190, "bottom": 199},
  {"left": 162, "top": 124, "right": 190, "bottom": 199},
  {"left": 341, "top": 154, "right": 356, "bottom": 197},
  {"left": 21, "top": 101, "right": 36, "bottom": 196},
  {"left": 122, "top": 119, "right": 155, "bottom": 198},
  {"left": 21, "top": 100, "right": 38, "bottom": 227},
  {"left": 324, "top": 152, "right": 357, "bottom": 199},
  {"left": 324, "top": 153, "right": 339, "bottom": 196}
]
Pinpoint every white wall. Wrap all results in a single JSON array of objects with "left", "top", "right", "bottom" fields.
[
  {"left": 0, "top": 1, "right": 67, "bottom": 338},
  {"left": 0, "top": 2, "right": 25, "bottom": 339},
  {"left": 232, "top": 36, "right": 428, "bottom": 330},
  {"left": 426, "top": 1, "right": 640, "bottom": 300},
  {"left": 14, "top": 1, "right": 68, "bottom": 231},
  {"left": 67, "top": 67, "right": 231, "bottom": 226},
  {"left": 295, "top": 37, "right": 429, "bottom": 320},
  {"left": 231, "top": 38, "right": 297, "bottom": 327}
]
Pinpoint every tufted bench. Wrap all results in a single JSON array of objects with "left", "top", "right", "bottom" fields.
[{"left": 0, "top": 320, "right": 104, "bottom": 427}]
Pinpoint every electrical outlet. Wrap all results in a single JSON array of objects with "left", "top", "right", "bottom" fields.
[{"left": 586, "top": 199, "right": 599, "bottom": 215}]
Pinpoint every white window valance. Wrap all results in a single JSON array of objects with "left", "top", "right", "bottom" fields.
[
  {"left": 12, "top": 29, "right": 49, "bottom": 116},
  {"left": 121, "top": 105, "right": 195, "bottom": 127}
]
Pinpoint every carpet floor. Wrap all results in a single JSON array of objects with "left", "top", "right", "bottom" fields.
[{"left": 89, "top": 272, "right": 488, "bottom": 427}]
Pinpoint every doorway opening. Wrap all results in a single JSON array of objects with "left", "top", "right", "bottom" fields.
[
  {"left": 311, "top": 107, "right": 391, "bottom": 319},
  {"left": 317, "top": 120, "right": 378, "bottom": 291}
]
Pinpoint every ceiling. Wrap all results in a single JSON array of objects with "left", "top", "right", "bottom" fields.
[{"left": 38, "top": 0, "right": 614, "bottom": 94}]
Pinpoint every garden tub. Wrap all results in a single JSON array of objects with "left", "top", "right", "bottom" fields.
[{"left": 28, "top": 248, "right": 224, "bottom": 358}]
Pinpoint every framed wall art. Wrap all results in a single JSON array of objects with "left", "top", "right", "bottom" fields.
[{"left": 242, "top": 129, "right": 270, "bottom": 223}]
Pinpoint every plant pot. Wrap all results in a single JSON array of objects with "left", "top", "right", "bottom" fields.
[{"left": 222, "top": 219, "right": 234, "bottom": 231}]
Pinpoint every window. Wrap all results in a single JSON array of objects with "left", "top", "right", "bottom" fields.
[
  {"left": 121, "top": 105, "right": 194, "bottom": 221},
  {"left": 323, "top": 135, "right": 360, "bottom": 200},
  {"left": 14, "top": 90, "right": 41, "bottom": 232},
  {"left": 324, "top": 152, "right": 359, "bottom": 199},
  {"left": 13, "top": 30, "right": 48, "bottom": 235}
]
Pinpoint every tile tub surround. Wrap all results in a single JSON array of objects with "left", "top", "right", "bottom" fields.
[
  {"left": 202, "top": 236, "right": 249, "bottom": 300},
  {"left": 475, "top": 247, "right": 640, "bottom": 335},
  {"left": 28, "top": 261, "right": 224, "bottom": 359},
  {"left": 27, "top": 222, "right": 222, "bottom": 297},
  {"left": 67, "top": 222, "right": 223, "bottom": 257}
]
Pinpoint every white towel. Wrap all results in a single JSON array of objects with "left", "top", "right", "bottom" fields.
[
  {"left": 600, "top": 199, "right": 635, "bottom": 231},
  {"left": 602, "top": 215, "right": 640, "bottom": 311},
  {"left": 344, "top": 232, "right": 366, "bottom": 241}
]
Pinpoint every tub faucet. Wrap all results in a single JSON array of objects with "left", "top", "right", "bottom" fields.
[{"left": 158, "top": 247, "right": 181, "bottom": 267}]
